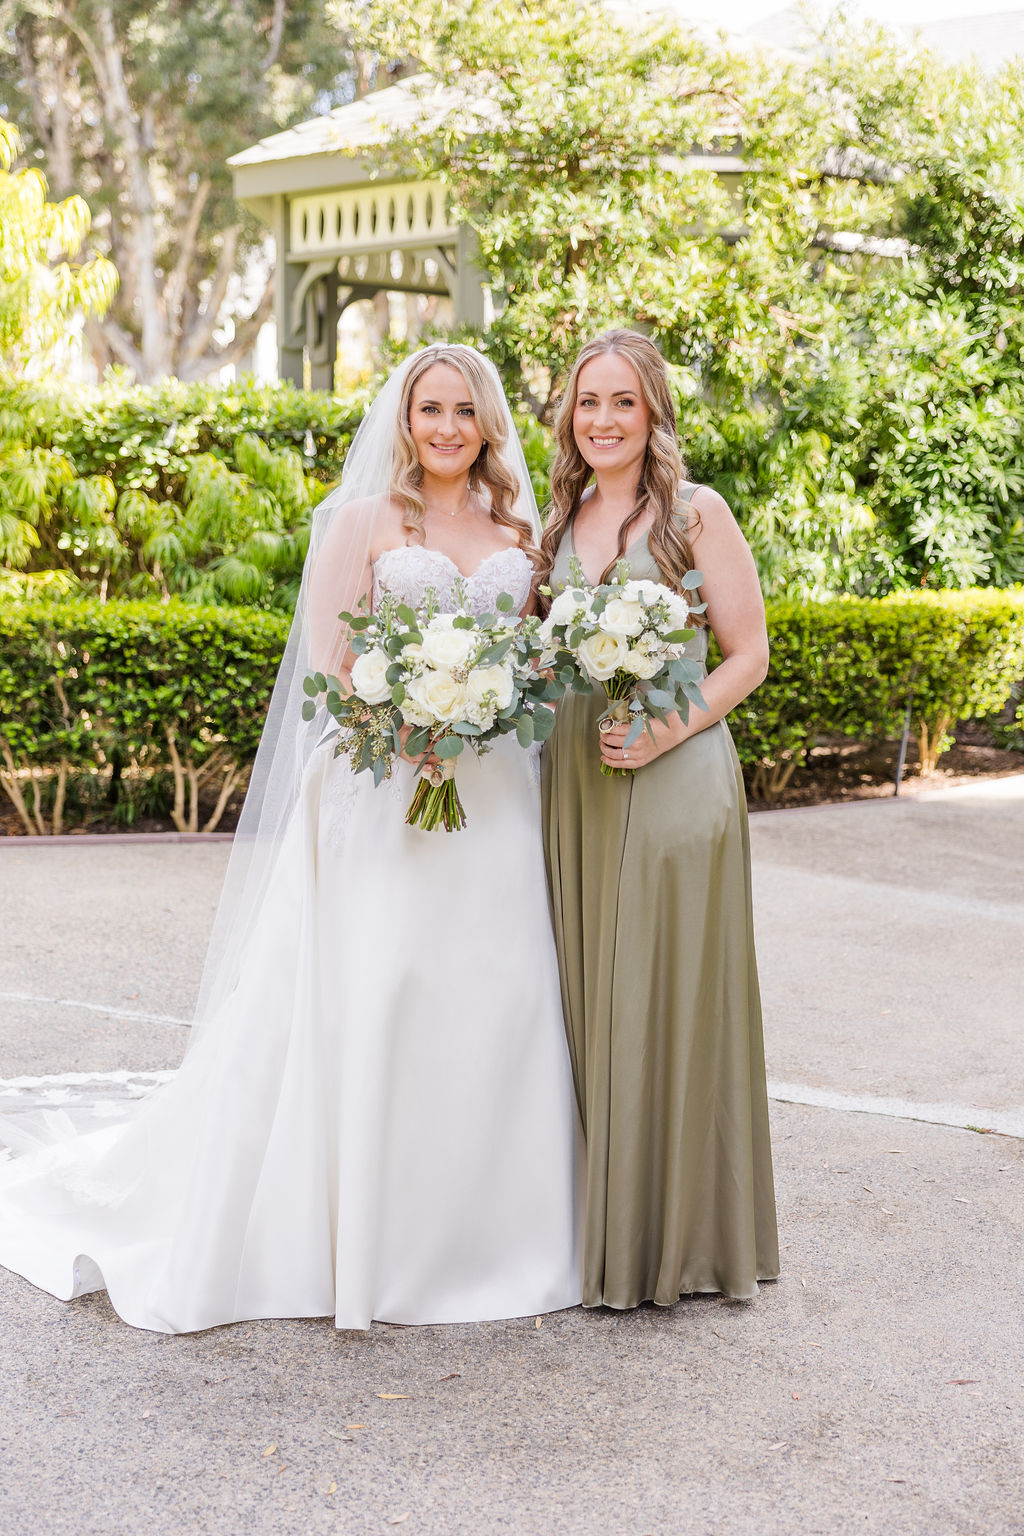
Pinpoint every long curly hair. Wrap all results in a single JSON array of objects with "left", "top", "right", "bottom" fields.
[
  {"left": 538, "top": 330, "right": 702, "bottom": 617},
  {"left": 391, "top": 344, "right": 539, "bottom": 560}
]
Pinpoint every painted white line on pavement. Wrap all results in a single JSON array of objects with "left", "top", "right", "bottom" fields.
[
  {"left": 0, "top": 1069, "right": 175, "bottom": 1091},
  {"left": 0, "top": 990, "right": 190, "bottom": 1029},
  {"left": 768, "top": 1079, "right": 1024, "bottom": 1139},
  {"left": 2, "top": 1069, "right": 1020, "bottom": 1140}
]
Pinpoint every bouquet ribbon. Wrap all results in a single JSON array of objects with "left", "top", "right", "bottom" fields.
[{"left": 598, "top": 694, "right": 635, "bottom": 777}]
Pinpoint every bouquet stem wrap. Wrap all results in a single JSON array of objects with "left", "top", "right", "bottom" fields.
[
  {"left": 598, "top": 688, "right": 637, "bottom": 777},
  {"left": 405, "top": 759, "right": 466, "bottom": 832}
]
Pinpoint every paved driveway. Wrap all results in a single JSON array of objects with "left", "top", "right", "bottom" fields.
[{"left": 1, "top": 778, "right": 1021, "bottom": 1535}]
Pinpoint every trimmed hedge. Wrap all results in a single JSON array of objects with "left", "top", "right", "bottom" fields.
[
  {"left": 0, "top": 600, "right": 289, "bottom": 833},
  {"left": 728, "top": 589, "right": 1024, "bottom": 794},
  {"left": 1, "top": 589, "right": 1022, "bottom": 833}
]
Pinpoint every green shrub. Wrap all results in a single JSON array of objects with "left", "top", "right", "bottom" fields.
[
  {"left": 0, "top": 599, "right": 289, "bottom": 833},
  {"left": 729, "top": 588, "right": 1024, "bottom": 793},
  {"left": 0, "top": 376, "right": 365, "bottom": 607},
  {"left": 1, "top": 588, "right": 1021, "bottom": 833}
]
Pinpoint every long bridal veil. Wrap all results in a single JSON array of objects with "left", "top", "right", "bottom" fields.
[
  {"left": 0, "top": 344, "right": 540, "bottom": 1157},
  {"left": 190, "top": 343, "right": 542, "bottom": 1039}
]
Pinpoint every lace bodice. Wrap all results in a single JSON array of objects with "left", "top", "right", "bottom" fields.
[{"left": 372, "top": 545, "right": 533, "bottom": 616}]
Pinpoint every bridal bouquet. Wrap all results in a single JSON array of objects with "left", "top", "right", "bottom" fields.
[
  {"left": 303, "top": 590, "right": 559, "bottom": 830},
  {"left": 539, "top": 560, "right": 708, "bottom": 776}
]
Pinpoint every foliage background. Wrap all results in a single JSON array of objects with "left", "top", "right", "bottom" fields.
[{"left": 1, "top": 1, "right": 1023, "bottom": 832}]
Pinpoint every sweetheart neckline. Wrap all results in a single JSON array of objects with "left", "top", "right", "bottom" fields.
[{"left": 372, "top": 545, "right": 528, "bottom": 583}]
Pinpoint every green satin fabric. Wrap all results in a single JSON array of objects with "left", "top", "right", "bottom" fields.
[{"left": 541, "top": 511, "right": 779, "bottom": 1306}]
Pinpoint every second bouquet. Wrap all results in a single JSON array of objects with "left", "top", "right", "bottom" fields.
[
  {"left": 302, "top": 589, "right": 559, "bottom": 831},
  {"left": 539, "top": 560, "right": 710, "bottom": 776}
]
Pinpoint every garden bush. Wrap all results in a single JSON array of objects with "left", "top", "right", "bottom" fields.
[
  {"left": 2, "top": 589, "right": 1021, "bottom": 834},
  {"left": 0, "top": 599, "right": 289, "bottom": 833}
]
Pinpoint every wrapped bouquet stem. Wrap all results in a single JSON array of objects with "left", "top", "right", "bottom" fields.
[{"left": 405, "top": 756, "right": 464, "bottom": 832}]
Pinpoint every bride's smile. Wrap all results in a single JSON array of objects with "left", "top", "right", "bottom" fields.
[{"left": 409, "top": 363, "right": 484, "bottom": 481}]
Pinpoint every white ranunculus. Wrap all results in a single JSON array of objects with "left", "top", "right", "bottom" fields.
[
  {"left": 350, "top": 647, "right": 393, "bottom": 704},
  {"left": 600, "top": 597, "right": 645, "bottom": 638},
  {"left": 466, "top": 661, "right": 516, "bottom": 712},
  {"left": 421, "top": 619, "right": 477, "bottom": 671},
  {"left": 621, "top": 649, "right": 662, "bottom": 680},
  {"left": 577, "top": 630, "right": 629, "bottom": 681},
  {"left": 406, "top": 668, "right": 467, "bottom": 723}
]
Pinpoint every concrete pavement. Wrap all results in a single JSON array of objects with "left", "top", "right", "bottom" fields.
[{"left": 0, "top": 779, "right": 1021, "bottom": 1535}]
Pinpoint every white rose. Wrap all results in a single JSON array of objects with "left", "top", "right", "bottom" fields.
[
  {"left": 466, "top": 662, "right": 516, "bottom": 712},
  {"left": 421, "top": 618, "right": 477, "bottom": 671},
  {"left": 577, "top": 630, "right": 629, "bottom": 681},
  {"left": 600, "top": 597, "right": 644, "bottom": 638},
  {"left": 664, "top": 593, "right": 692, "bottom": 631},
  {"left": 548, "top": 587, "right": 588, "bottom": 625},
  {"left": 623, "top": 578, "right": 667, "bottom": 605},
  {"left": 406, "top": 668, "right": 467, "bottom": 723},
  {"left": 350, "top": 647, "right": 393, "bottom": 704}
]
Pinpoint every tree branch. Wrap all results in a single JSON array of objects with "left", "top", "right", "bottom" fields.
[
  {"left": 87, "top": 314, "right": 145, "bottom": 375},
  {"left": 164, "top": 177, "right": 211, "bottom": 339},
  {"left": 179, "top": 279, "right": 275, "bottom": 381},
  {"left": 178, "top": 224, "right": 240, "bottom": 369},
  {"left": 263, "top": 0, "right": 287, "bottom": 72}
]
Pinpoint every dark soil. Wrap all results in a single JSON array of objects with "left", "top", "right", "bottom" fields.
[
  {"left": 746, "top": 737, "right": 1021, "bottom": 813},
  {"left": 1, "top": 731, "right": 1020, "bottom": 836}
]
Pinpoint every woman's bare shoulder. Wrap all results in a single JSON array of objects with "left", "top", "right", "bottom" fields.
[{"left": 681, "top": 483, "right": 739, "bottom": 543}]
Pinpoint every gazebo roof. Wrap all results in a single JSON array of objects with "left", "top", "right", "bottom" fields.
[{"left": 228, "top": 75, "right": 455, "bottom": 171}]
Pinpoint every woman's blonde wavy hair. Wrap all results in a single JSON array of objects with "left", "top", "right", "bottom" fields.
[
  {"left": 391, "top": 343, "right": 539, "bottom": 560},
  {"left": 538, "top": 330, "right": 702, "bottom": 619}
]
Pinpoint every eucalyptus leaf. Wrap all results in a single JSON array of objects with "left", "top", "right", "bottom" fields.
[
  {"left": 532, "top": 705, "right": 556, "bottom": 741},
  {"left": 405, "top": 726, "right": 430, "bottom": 757},
  {"left": 434, "top": 734, "right": 464, "bottom": 759}
]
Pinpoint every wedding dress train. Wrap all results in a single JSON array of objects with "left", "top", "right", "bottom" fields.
[{"left": 0, "top": 546, "right": 583, "bottom": 1333}]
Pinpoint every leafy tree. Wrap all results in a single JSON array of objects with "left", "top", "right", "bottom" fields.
[
  {"left": 0, "top": 112, "right": 115, "bottom": 367},
  {"left": 0, "top": 0, "right": 359, "bottom": 381},
  {"left": 346, "top": 0, "right": 1024, "bottom": 594}
]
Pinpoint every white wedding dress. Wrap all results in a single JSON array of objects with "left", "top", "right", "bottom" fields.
[{"left": 0, "top": 545, "right": 583, "bottom": 1333}]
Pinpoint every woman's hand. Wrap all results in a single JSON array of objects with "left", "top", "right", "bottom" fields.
[
  {"left": 397, "top": 723, "right": 435, "bottom": 769},
  {"left": 598, "top": 714, "right": 685, "bottom": 771}
]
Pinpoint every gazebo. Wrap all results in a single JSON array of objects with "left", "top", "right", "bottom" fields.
[{"left": 228, "top": 77, "right": 487, "bottom": 389}]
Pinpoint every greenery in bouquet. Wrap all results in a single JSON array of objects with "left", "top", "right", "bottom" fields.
[
  {"left": 302, "top": 588, "right": 562, "bottom": 830},
  {"left": 540, "top": 560, "right": 708, "bottom": 776}
]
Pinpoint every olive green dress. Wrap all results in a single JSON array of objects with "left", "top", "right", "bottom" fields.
[{"left": 541, "top": 495, "right": 779, "bottom": 1307}]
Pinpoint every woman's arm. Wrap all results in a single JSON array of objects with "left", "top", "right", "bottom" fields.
[{"left": 599, "top": 486, "right": 768, "bottom": 770}]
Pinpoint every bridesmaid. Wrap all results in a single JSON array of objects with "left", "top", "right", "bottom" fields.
[{"left": 540, "top": 329, "right": 779, "bottom": 1308}]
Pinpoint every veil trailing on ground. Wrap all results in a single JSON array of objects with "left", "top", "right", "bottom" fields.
[{"left": 190, "top": 343, "right": 542, "bottom": 1036}]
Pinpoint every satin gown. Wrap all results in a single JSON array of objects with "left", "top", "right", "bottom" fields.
[
  {"left": 542, "top": 502, "right": 779, "bottom": 1307},
  {"left": 0, "top": 545, "right": 583, "bottom": 1333}
]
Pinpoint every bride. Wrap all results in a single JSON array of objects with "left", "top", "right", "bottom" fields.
[{"left": 0, "top": 343, "right": 583, "bottom": 1334}]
